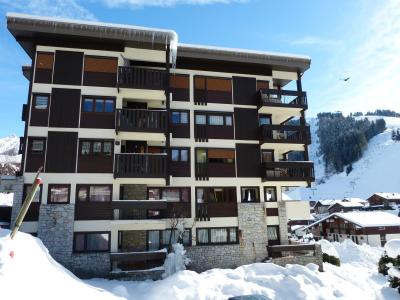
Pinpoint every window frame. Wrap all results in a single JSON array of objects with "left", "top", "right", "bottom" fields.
[
  {"left": 264, "top": 186, "right": 277, "bottom": 202},
  {"left": 196, "top": 227, "right": 239, "bottom": 246},
  {"left": 23, "top": 184, "right": 43, "bottom": 203},
  {"left": 195, "top": 187, "right": 237, "bottom": 203},
  {"left": 170, "top": 147, "right": 190, "bottom": 162},
  {"left": 240, "top": 186, "right": 260, "bottom": 203},
  {"left": 147, "top": 187, "right": 191, "bottom": 203},
  {"left": 79, "top": 140, "right": 114, "bottom": 157},
  {"left": 47, "top": 184, "right": 71, "bottom": 204},
  {"left": 76, "top": 184, "right": 113, "bottom": 203},
  {"left": 32, "top": 93, "right": 50, "bottom": 111},
  {"left": 73, "top": 231, "right": 111, "bottom": 253},
  {"left": 171, "top": 110, "right": 189, "bottom": 124},
  {"left": 81, "top": 96, "right": 115, "bottom": 113},
  {"left": 147, "top": 228, "right": 192, "bottom": 250}
]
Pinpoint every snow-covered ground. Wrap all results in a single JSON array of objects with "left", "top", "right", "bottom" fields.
[
  {"left": 292, "top": 116, "right": 400, "bottom": 201},
  {"left": 0, "top": 193, "right": 13, "bottom": 206},
  {"left": 1, "top": 229, "right": 399, "bottom": 300}
]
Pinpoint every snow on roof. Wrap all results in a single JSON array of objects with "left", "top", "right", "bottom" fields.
[
  {"left": 307, "top": 211, "right": 400, "bottom": 229},
  {"left": 374, "top": 192, "right": 400, "bottom": 200},
  {"left": 315, "top": 199, "right": 342, "bottom": 207},
  {"left": 343, "top": 197, "right": 367, "bottom": 203},
  {"left": 331, "top": 201, "right": 364, "bottom": 208}
]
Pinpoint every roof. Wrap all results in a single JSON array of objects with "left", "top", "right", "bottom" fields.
[
  {"left": 314, "top": 200, "right": 341, "bottom": 207},
  {"left": 374, "top": 193, "right": 400, "bottom": 200},
  {"left": 178, "top": 43, "right": 311, "bottom": 73},
  {"left": 330, "top": 202, "right": 364, "bottom": 209},
  {"left": 307, "top": 211, "right": 400, "bottom": 229}
]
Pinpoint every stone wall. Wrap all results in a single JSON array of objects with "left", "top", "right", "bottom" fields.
[
  {"left": 278, "top": 201, "right": 289, "bottom": 245},
  {"left": 269, "top": 244, "right": 323, "bottom": 271},
  {"left": 121, "top": 230, "right": 147, "bottom": 252},
  {"left": 122, "top": 184, "right": 147, "bottom": 200},
  {"left": 1, "top": 176, "right": 24, "bottom": 227},
  {"left": 37, "top": 204, "right": 75, "bottom": 268},
  {"left": 186, "top": 244, "right": 241, "bottom": 272},
  {"left": 237, "top": 203, "right": 268, "bottom": 264},
  {"left": 71, "top": 253, "right": 111, "bottom": 278}
]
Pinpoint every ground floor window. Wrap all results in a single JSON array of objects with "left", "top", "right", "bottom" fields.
[
  {"left": 267, "top": 226, "right": 279, "bottom": 242},
  {"left": 147, "top": 187, "right": 190, "bottom": 202},
  {"left": 73, "top": 232, "right": 110, "bottom": 252},
  {"left": 241, "top": 187, "right": 260, "bottom": 203},
  {"left": 48, "top": 184, "right": 70, "bottom": 204},
  {"left": 147, "top": 229, "right": 191, "bottom": 251},
  {"left": 196, "top": 227, "right": 238, "bottom": 245}
]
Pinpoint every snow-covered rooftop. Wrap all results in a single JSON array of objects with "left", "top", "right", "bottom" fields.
[
  {"left": 330, "top": 201, "right": 364, "bottom": 208},
  {"left": 374, "top": 192, "right": 400, "bottom": 200}
]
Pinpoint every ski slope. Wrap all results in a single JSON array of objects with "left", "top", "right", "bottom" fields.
[{"left": 293, "top": 116, "right": 400, "bottom": 201}]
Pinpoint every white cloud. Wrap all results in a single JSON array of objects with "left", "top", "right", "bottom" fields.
[
  {"left": 291, "top": 36, "right": 341, "bottom": 47},
  {"left": 309, "top": 0, "right": 400, "bottom": 115},
  {"left": 102, "top": 0, "right": 247, "bottom": 8},
  {"left": 0, "top": 0, "right": 97, "bottom": 20}
]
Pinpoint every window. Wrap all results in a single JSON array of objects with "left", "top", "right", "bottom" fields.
[
  {"left": 225, "top": 115, "right": 233, "bottom": 126},
  {"left": 148, "top": 188, "right": 161, "bottom": 200},
  {"left": 160, "top": 229, "right": 191, "bottom": 247},
  {"left": 209, "top": 115, "right": 224, "bottom": 126},
  {"left": 24, "top": 184, "right": 42, "bottom": 203},
  {"left": 195, "top": 114, "right": 206, "bottom": 125},
  {"left": 207, "top": 149, "right": 235, "bottom": 164},
  {"left": 171, "top": 111, "right": 188, "bottom": 124},
  {"left": 79, "top": 140, "right": 113, "bottom": 156},
  {"left": 82, "top": 97, "right": 114, "bottom": 113},
  {"left": 171, "top": 148, "right": 189, "bottom": 162},
  {"left": 148, "top": 187, "right": 190, "bottom": 202},
  {"left": 33, "top": 95, "right": 49, "bottom": 110},
  {"left": 31, "top": 140, "right": 44, "bottom": 153},
  {"left": 196, "top": 187, "right": 236, "bottom": 203},
  {"left": 81, "top": 141, "right": 90, "bottom": 155},
  {"left": 73, "top": 232, "right": 110, "bottom": 252},
  {"left": 77, "top": 185, "right": 112, "bottom": 202},
  {"left": 261, "top": 150, "right": 274, "bottom": 163},
  {"left": 259, "top": 115, "right": 271, "bottom": 126},
  {"left": 196, "top": 149, "right": 207, "bottom": 163},
  {"left": 103, "top": 142, "right": 112, "bottom": 156},
  {"left": 196, "top": 227, "right": 238, "bottom": 245},
  {"left": 264, "top": 187, "right": 277, "bottom": 202},
  {"left": 93, "top": 142, "right": 102, "bottom": 153},
  {"left": 48, "top": 185, "right": 70, "bottom": 204},
  {"left": 267, "top": 226, "right": 279, "bottom": 241},
  {"left": 241, "top": 187, "right": 260, "bottom": 203}
]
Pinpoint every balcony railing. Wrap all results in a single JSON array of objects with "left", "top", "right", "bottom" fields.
[
  {"left": 114, "top": 153, "right": 167, "bottom": 178},
  {"left": 196, "top": 202, "right": 238, "bottom": 221},
  {"left": 259, "top": 124, "right": 311, "bottom": 144},
  {"left": 259, "top": 89, "right": 307, "bottom": 108},
  {"left": 262, "top": 161, "right": 314, "bottom": 181},
  {"left": 110, "top": 250, "right": 167, "bottom": 272},
  {"left": 116, "top": 109, "right": 167, "bottom": 133},
  {"left": 118, "top": 66, "right": 167, "bottom": 90}
]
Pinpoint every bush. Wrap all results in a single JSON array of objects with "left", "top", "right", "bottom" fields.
[
  {"left": 379, "top": 254, "right": 400, "bottom": 294},
  {"left": 322, "top": 253, "right": 341, "bottom": 266},
  {"left": 378, "top": 255, "right": 396, "bottom": 275}
]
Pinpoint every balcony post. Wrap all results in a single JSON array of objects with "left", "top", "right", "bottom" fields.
[
  {"left": 165, "top": 45, "right": 171, "bottom": 186},
  {"left": 296, "top": 71, "right": 303, "bottom": 92}
]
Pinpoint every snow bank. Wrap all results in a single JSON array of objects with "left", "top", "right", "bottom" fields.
[
  {"left": 0, "top": 229, "right": 122, "bottom": 300},
  {"left": 162, "top": 243, "right": 190, "bottom": 278},
  {"left": 317, "top": 239, "right": 339, "bottom": 258},
  {"left": 385, "top": 239, "right": 400, "bottom": 258},
  {"left": 0, "top": 193, "right": 13, "bottom": 207}
]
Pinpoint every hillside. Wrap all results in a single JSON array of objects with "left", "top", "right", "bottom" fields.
[
  {"left": 0, "top": 135, "right": 21, "bottom": 175},
  {"left": 291, "top": 116, "right": 400, "bottom": 200}
]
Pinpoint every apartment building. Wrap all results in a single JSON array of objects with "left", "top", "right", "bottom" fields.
[{"left": 7, "top": 13, "right": 313, "bottom": 278}]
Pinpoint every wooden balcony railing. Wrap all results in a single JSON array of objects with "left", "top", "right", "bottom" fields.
[
  {"left": 118, "top": 66, "right": 167, "bottom": 90},
  {"left": 196, "top": 202, "right": 238, "bottom": 221},
  {"left": 268, "top": 244, "right": 317, "bottom": 258},
  {"left": 262, "top": 161, "right": 314, "bottom": 181},
  {"left": 116, "top": 109, "right": 167, "bottom": 133},
  {"left": 259, "top": 89, "right": 307, "bottom": 108},
  {"left": 114, "top": 153, "right": 167, "bottom": 179},
  {"left": 259, "top": 124, "right": 311, "bottom": 144},
  {"left": 111, "top": 250, "right": 167, "bottom": 272}
]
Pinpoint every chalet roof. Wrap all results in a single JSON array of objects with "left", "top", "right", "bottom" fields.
[
  {"left": 307, "top": 211, "right": 400, "bottom": 229},
  {"left": 374, "top": 193, "right": 400, "bottom": 200},
  {"left": 329, "top": 202, "right": 364, "bottom": 209}
]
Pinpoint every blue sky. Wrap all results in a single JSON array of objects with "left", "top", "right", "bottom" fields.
[{"left": 0, "top": 0, "right": 399, "bottom": 137}]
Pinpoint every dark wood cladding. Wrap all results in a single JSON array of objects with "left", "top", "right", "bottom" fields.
[
  {"left": 49, "top": 88, "right": 80, "bottom": 128},
  {"left": 118, "top": 66, "right": 167, "bottom": 90},
  {"left": 34, "top": 52, "right": 54, "bottom": 84},
  {"left": 194, "top": 76, "right": 232, "bottom": 105},
  {"left": 77, "top": 142, "right": 114, "bottom": 174},
  {"left": 80, "top": 113, "right": 115, "bottom": 129},
  {"left": 53, "top": 50, "right": 83, "bottom": 85},
  {"left": 25, "top": 137, "right": 46, "bottom": 172},
  {"left": 236, "top": 143, "right": 261, "bottom": 177},
  {"left": 30, "top": 93, "right": 50, "bottom": 127},
  {"left": 176, "top": 56, "right": 273, "bottom": 76},
  {"left": 266, "top": 208, "right": 279, "bottom": 216},
  {"left": 259, "top": 89, "right": 308, "bottom": 109},
  {"left": 165, "top": 202, "right": 191, "bottom": 218},
  {"left": 112, "top": 200, "right": 167, "bottom": 210},
  {"left": 114, "top": 154, "right": 167, "bottom": 178},
  {"left": 196, "top": 202, "right": 238, "bottom": 221},
  {"left": 74, "top": 202, "right": 113, "bottom": 220},
  {"left": 170, "top": 110, "right": 190, "bottom": 138},
  {"left": 116, "top": 109, "right": 167, "bottom": 133},
  {"left": 196, "top": 163, "right": 236, "bottom": 178},
  {"left": 83, "top": 56, "right": 117, "bottom": 87},
  {"left": 262, "top": 161, "right": 314, "bottom": 181},
  {"left": 45, "top": 131, "right": 78, "bottom": 173},
  {"left": 170, "top": 161, "right": 190, "bottom": 177},
  {"left": 24, "top": 202, "right": 40, "bottom": 221},
  {"left": 234, "top": 108, "right": 259, "bottom": 140},
  {"left": 260, "top": 124, "right": 311, "bottom": 145},
  {"left": 194, "top": 111, "right": 234, "bottom": 141},
  {"left": 233, "top": 76, "right": 257, "bottom": 105},
  {"left": 110, "top": 251, "right": 166, "bottom": 264},
  {"left": 170, "top": 74, "right": 190, "bottom": 101}
]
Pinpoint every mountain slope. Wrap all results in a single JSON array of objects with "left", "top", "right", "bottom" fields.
[
  {"left": 292, "top": 116, "right": 400, "bottom": 200},
  {"left": 0, "top": 135, "right": 21, "bottom": 175}
]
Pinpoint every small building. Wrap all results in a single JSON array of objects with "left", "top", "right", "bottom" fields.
[
  {"left": 313, "top": 200, "right": 341, "bottom": 215},
  {"left": 307, "top": 211, "right": 400, "bottom": 247},
  {"left": 367, "top": 193, "right": 400, "bottom": 206},
  {"left": 327, "top": 199, "right": 366, "bottom": 214}
]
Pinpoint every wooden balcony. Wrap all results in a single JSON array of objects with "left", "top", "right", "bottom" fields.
[
  {"left": 259, "top": 124, "right": 311, "bottom": 145},
  {"left": 110, "top": 250, "right": 166, "bottom": 272},
  {"left": 116, "top": 109, "right": 167, "bottom": 133},
  {"left": 114, "top": 153, "right": 167, "bottom": 179},
  {"left": 259, "top": 89, "right": 307, "bottom": 109},
  {"left": 118, "top": 66, "right": 167, "bottom": 90},
  {"left": 262, "top": 161, "right": 314, "bottom": 182},
  {"left": 196, "top": 202, "right": 238, "bottom": 221}
]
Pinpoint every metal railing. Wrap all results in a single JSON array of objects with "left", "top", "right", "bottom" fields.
[
  {"left": 116, "top": 109, "right": 167, "bottom": 133},
  {"left": 114, "top": 153, "right": 167, "bottom": 178}
]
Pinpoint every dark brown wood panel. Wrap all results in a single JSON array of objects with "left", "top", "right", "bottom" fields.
[
  {"left": 233, "top": 76, "right": 257, "bottom": 105},
  {"left": 170, "top": 74, "right": 190, "bottom": 101},
  {"left": 236, "top": 143, "right": 261, "bottom": 177},
  {"left": 25, "top": 137, "right": 46, "bottom": 172},
  {"left": 34, "top": 52, "right": 54, "bottom": 84},
  {"left": 29, "top": 93, "right": 50, "bottom": 127},
  {"left": 266, "top": 208, "right": 279, "bottom": 216},
  {"left": 49, "top": 88, "right": 80, "bottom": 128},
  {"left": 83, "top": 56, "right": 118, "bottom": 87},
  {"left": 45, "top": 131, "right": 78, "bottom": 173},
  {"left": 77, "top": 139, "right": 114, "bottom": 173},
  {"left": 234, "top": 108, "right": 259, "bottom": 140},
  {"left": 53, "top": 50, "right": 83, "bottom": 85},
  {"left": 75, "top": 202, "right": 113, "bottom": 220}
]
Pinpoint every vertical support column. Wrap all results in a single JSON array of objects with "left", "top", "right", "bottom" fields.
[
  {"left": 165, "top": 45, "right": 171, "bottom": 186},
  {"left": 296, "top": 71, "right": 303, "bottom": 92}
]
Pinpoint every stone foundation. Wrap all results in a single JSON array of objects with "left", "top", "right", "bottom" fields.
[
  {"left": 3, "top": 176, "right": 24, "bottom": 228},
  {"left": 278, "top": 201, "right": 289, "bottom": 245},
  {"left": 71, "top": 253, "right": 111, "bottom": 278}
]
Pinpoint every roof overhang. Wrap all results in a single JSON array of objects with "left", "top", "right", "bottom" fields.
[
  {"left": 178, "top": 43, "right": 311, "bottom": 73},
  {"left": 6, "top": 13, "right": 177, "bottom": 58}
]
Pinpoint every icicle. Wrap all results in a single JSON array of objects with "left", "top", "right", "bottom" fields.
[{"left": 169, "top": 32, "right": 178, "bottom": 70}]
